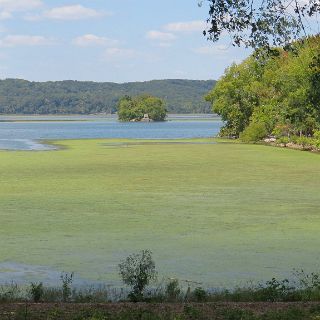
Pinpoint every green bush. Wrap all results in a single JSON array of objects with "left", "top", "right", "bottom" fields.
[
  {"left": 29, "top": 282, "right": 44, "bottom": 302},
  {"left": 240, "top": 122, "right": 268, "bottom": 143},
  {"left": 192, "top": 287, "right": 207, "bottom": 302},
  {"left": 312, "top": 130, "right": 320, "bottom": 149},
  {"left": 165, "top": 279, "right": 181, "bottom": 302},
  {"left": 60, "top": 272, "right": 74, "bottom": 302},
  {"left": 118, "top": 249, "right": 157, "bottom": 302},
  {"left": 296, "top": 136, "right": 311, "bottom": 148},
  {"left": 0, "top": 283, "right": 23, "bottom": 302},
  {"left": 277, "top": 136, "right": 290, "bottom": 145},
  {"left": 258, "top": 278, "right": 294, "bottom": 302}
]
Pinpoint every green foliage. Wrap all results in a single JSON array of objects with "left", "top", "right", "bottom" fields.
[
  {"left": 117, "top": 95, "right": 167, "bottom": 122},
  {"left": 258, "top": 278, "right": 294, "bottom": 302},
  {"left": 60, "top": 272, "right": 74, "bottom": 302},
  {"left": 0, "top": 79, "right": 215, "bottom": 114},
  {"left": 207, "top": 36, "right": 320, "bottom": 139},
  {"left": 165, "top": 279, "right": 181, "bottom": 302},
  {"left": 202, "top": 0, "right": 316, "bottom": 51},
  {"left": 29, "top": 282, "right": 44, "bottom": 302},
  {"left": 261, "top": 308, "right": 309, "bottom": 320},
  {"left": 240, "top": 122, "right": 268, "bottom": 143},
  {"left": 118, "top": 250, "right": 157, "bottom": 300},
  {"left": 219, "top": 308, "right": 257, "bottom": 320},
  {"left": 0, "top": 283, "right": 23, "bottom": 302},
  {"left": 206, "top": 59, "right": 260, "bottom": 137},
  {"left": 192, "top": 287, "right": 207, "bottom": 302},
  {"left": 277, "top": 136, "right": 290, "bottom": 145}
]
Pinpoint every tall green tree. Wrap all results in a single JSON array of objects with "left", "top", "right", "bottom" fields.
[
  {"left": 117, "top": 95, "right": 167, "bottom": 122},
  {"left": 207, "top": 36, "right": 320, "bottom": 138},
  {"left": 118, "top": 250, "right": 157, "bottom": 301}
]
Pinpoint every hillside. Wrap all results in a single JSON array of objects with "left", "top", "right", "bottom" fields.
[{"left": 0, "top": 79, "right": 216, "bottom": 114}]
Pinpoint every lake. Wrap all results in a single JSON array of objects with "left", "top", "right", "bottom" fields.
[{"left": 0, "top": 114, "right": 222, "bottom": 150}]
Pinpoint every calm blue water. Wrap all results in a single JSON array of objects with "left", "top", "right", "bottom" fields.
[{"left": 0, "top": 116, "right": 222, "bottom": 150}]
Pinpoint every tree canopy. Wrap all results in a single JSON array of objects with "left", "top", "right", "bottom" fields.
[
  {"left": 0, "top": 79, "right": 215, "bottom": 115},
  {"left": 206, "top": 35, "right": 320, "bottom": 138},
  {"left": 200, "top": 0, "right": 319, "bottom": 51},
  {"left": 117, "top": 95, "right": 167, "bottom": 122},
  {"left": 118, "top": 250, "right": 157, "bottom": 301}
]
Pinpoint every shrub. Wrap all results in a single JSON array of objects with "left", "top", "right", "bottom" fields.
[
  {"left": 119, "top": 249, "right": 157, "bottom": 302},
  {"left": 165, "top": 279, "right": 181, "bottom": 302},
  {"left": 60, "top": 272, "right": 74, "bottom": 302},
  {"left": 312, "top": 130, "right": 320, "bottom": 149},
  {"left": 296, "top": 136, "right": 311, "bottom": 149},
  {"left": 277, "top": 136, "right": 290, "bottom": 145},
  {"left": 258, "top": 278, "right": 294, "bottom": 302},
  {"left": 29, "top": 282, "right": 44, "bottom": 302},
  {"left": 192, "top": 287, "right": 207, "bottom": 302},
  {"left": 240, "top": 122, "right": 268, "bottom": 143},
  {"left": 0, "top": 282, "right": 23, "bottom": 302}
]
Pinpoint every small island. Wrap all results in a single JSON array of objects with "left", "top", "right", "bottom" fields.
[{"left": 117, "top": 94, "right": 167, "bottom": 122}]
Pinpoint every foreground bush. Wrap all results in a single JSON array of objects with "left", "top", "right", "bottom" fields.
[{"left": 240, "top": 122, "right": 268, "bottom": 143}]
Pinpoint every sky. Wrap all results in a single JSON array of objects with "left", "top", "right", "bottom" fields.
[{"left": 0, "top": 0, "right": 251, "bottom": 83}]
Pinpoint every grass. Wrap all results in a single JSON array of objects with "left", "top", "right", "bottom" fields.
[{"left": 0, "top": 138, "right": 320, "bottom": 286}]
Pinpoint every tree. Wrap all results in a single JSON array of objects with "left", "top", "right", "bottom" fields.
[
  {"left": 117, "top": 95, "right": 167, "bottom": 122},
  {"left": 205, "top": 57, "right": 261, "bottom": 137},
  {"left": 199, "top": 0, "right": 320, "bottom": 51},
  {"left": 206, "top": 36, "right": 320, "bottom": 137},
  {"left": 118, "top": 249, "right": 157, "bottom": 301}
]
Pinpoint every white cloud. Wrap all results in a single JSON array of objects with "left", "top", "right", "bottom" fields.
[
  {"left": 0, "top": 0, "right": 42, "bottom": 20},
  {"left": 157, "top": 42, "right": 173, "bottom": 48},
  {"left": 0, "top": 0, "right": 42, "bottom": 12},
  {"left": 0, "top": 35, "right": 55, "bottom": 47},
  {"left": 104, "top": 47, "right": 136, "bottom": 60},
  {"left": 193, "top": 45, "right": 229, "bottom": 55},
  {"left": 72, "top": 34, "right": 119, "bottom": 47},
  {"left": 164, "top": 20, "right": 207, "bottom": 32},
  {"left": 146, "top": 30, "right": 176, "bottom": 41},
  {"left": 0, "top": 11, "right": 11, "bottom": 20},
  {"left": 43, "top": 5, "right": 105, "bottom": 20}
]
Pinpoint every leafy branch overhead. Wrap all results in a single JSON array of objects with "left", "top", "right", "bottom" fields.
[{"left": 199, "top": 0, "right": 320, "bottom": 50}]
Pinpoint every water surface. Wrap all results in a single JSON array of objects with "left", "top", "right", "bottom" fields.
[{"left": 0, "top": 115, "right": 222, "bottom": 150}]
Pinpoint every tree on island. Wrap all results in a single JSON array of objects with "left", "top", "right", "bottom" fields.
[{"left": 117, "top": 95, "right": 167, "bottom": 122}]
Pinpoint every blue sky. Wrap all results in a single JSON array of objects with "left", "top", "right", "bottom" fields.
[{"left": 0, "top": 0, "right": 250, "bottom": 82}]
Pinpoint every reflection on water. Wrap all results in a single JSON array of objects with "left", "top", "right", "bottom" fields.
[
  {"left": 0, "top": 262, "right": 101, "bottom": 286},
  {"left": 0, "top": 139, "right": 55, "bottom": 151},
  {"left": 0, "top": 116, "right": 222, "bottom": 150}
]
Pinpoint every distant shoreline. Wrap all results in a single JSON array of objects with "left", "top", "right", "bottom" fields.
[{"left": 0, "top": 114, "right": 221, "bottom": 123}]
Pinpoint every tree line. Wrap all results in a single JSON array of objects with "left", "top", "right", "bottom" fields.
[
  {"left": 206, "top": 35, "right": 320, "bottom": 140},
  {"left": 0, "top": 79, "right": 215, "bottom": 115}
]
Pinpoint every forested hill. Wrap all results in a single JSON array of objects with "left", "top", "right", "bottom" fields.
[{"left": 0, "top": 79, "right": 216, "bottom": 114}]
